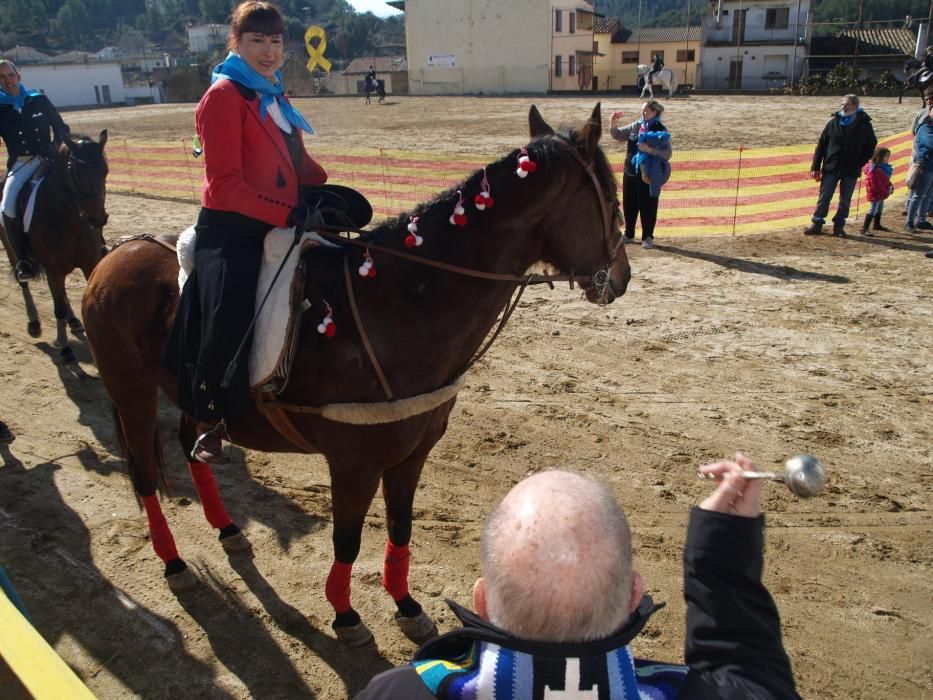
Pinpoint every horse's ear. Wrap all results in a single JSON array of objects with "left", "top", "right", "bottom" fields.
[
  {"left": 578, "top": 103, "right": 602, "bottom": 155},
  {"left": 529, "top": 105, "right": 554, "bottom": 138},
  {"left": 99, "top": 129, "right": 108, "bottom": 148}
]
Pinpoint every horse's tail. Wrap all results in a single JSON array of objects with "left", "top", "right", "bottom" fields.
[{"left": 110, "top": 403, "right": 171, "bottom": 498}]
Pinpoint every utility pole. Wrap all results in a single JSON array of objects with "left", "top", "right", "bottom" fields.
[
  {"left": 684, "top": 0, "right": 691, "bottom": 87},
  {"left": 852, "top": 0, "right": 864, "bottom": 76}
]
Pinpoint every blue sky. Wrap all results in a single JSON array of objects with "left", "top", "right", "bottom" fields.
[{"left": 346, "top": 0, "right": 403, "bottom": 17}]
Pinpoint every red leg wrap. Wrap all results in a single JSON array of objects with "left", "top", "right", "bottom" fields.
[
  {"left": 325, "top": 561, "right": 353, "bottom": 613},
  {"left": 382, "top": 541, "right": 410, "bottom": 601},
  {"left": 141, "top": 494, "right": 180, "bottom": 563},
  {"left": 188, "top": 462, "right": 233, "bottom": 530}
]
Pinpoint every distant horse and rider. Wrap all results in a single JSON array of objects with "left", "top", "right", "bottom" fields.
[
  {"left": 900, "top": 48, "right": 933, "bottom": 104},
  {"left": 364, "top": 65, "right": 386, "bottom": 104},
  {"left": 82, "top": 104, "right": 630, "bottom": 646},
  {"left": 637, "top": 63, "right": 678, "bottom": 100}
]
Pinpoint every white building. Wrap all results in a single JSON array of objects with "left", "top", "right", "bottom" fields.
[
  {"left": 698, "top": 0, "right": 810, "bottom": 90},
  {"left": 187, "top": 24, "right": 229, "bottom": 54},
  {"left": 18, "top": 63, "right": 126, "bottom": 108},
  {"left": 393, "top": 0, "right": 601, "bottom": 94}
]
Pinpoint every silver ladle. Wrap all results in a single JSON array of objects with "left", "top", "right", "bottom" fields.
[{"left": 700, "top": 454, "right": 826, "bottom": 498}]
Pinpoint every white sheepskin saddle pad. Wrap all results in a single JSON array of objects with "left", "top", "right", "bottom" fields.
[{"left": 176, "top": 225, "right": 335, "bottom": 389}]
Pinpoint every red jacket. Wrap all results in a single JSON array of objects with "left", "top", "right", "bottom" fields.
[
  {"left": 862, "top": 162, "right": 892, "bottom": 202},
  {"left": 196, "top": 78, "right": 327, "bottom": 227}
]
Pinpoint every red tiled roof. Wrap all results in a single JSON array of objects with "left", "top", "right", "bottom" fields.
[
  {"left": 345, "top": 55, "right": 407, "bottom": 74},
  {"left": 619, "top": 26, "right": 702, "bottom": 44}
]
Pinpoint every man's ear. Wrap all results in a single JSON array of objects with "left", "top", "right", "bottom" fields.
[
  {"left": 472, "top": 577, "right": 489, "bottom": 619},
  {"left": 629, "top": 571, "right": 645, "bottom": 614}
]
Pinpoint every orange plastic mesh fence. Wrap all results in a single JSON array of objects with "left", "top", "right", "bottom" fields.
[{"left": 2, "top": 131, "right": 911, "bottom": 236}]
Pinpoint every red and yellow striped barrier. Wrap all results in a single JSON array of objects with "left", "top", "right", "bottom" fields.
[{"left": 3, "top": 131, "right": 912, "bottom": 236}]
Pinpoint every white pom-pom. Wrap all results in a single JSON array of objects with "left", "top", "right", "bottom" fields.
[
  {"left": 407, "top": 222, "right": 418, "bottom": 233},
  {"left": 317, "top": 323, "right": 327, "bottom": 333},
  {"left": 475, "top": 202, "right": 486, "bottom": 211},
  {"left": 516, "top": 168, "right": 528, "bottom": 178},
  {"left": 519, "top": 155, "right": 529, "bottom": 164},
  {"left": 449, "top": 214, "right": 457, "bottom": 225},
  {"left": 415, "top": 234, "right": 423, "bottom": 245},
  {"left": 454, "top": 204, "right": 465, "bottom": 215},
  {"left": 358, "top": 265, "right": 369, "bottom": 276}
]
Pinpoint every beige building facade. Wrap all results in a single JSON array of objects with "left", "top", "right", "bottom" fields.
[
  {"left": 392, "top": 0, "right": 595, "bottom": 94},
  {"left": 594, "top": 23, "right": 702, "bottom": 93}
]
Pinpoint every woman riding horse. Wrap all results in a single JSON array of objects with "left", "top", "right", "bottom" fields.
[
  {"left": 165, "top": 0, "right": 328, "bottom": 464},
  {"left": 0, "top": 59, "right": 71, "bottom": 282},
  {"left": 83, "top": 103, "right": 630, "bottom": 646}
]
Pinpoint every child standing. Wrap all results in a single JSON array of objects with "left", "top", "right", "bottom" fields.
[{"left": 863, "top": 147, "right": 893, "bottom": 235}]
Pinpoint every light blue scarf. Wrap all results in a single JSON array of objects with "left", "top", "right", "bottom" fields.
[
  {"left": 837, "top": 107, "right": 863, "bottom": 127},
  {"left": 212, "top": 52, "right": 313, "bottom": 134},
  {"left": 0, "top": 85, "right": 41, "bottom": 113}
]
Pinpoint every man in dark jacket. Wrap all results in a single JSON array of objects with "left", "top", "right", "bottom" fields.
[
  {"left": 356, "top": 457, "right": 799, "bottom": 700},
  {"left": 804, "top": 94, "right": 877, "bottom": 237},
  {"left": 0, "top": 59, "right": 70, "bottom": 281}
]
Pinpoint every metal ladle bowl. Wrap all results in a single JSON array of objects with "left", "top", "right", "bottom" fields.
[{"left": 701, "top": 454, "right": 826, "bottom": 498}]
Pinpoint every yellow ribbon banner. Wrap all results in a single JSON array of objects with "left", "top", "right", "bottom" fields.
[{"left": 305, "top": 26, "right": 332, "bottom": 72}]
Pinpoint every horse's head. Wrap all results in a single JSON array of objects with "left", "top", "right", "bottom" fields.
[
  {"left": 63, "top": 129, "right": 109, "bottom": 228},
  {"left": 524, "top": 104, "right": 630, "bottom": 304},
  {"left": 636, "top": 64, "right": 649, "bottom": 76}
]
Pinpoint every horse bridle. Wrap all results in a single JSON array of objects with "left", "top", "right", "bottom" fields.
[
  {"left": 318, "top": 134, "right": 621, "bottom": 290},
  {"left": 311, "top": 134, "right": 623, "bottom": 401},
  {"left": 45, "top": 149, "right": 108, "bottom": 227}
]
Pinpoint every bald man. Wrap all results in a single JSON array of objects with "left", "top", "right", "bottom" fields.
[{"left": 357, "top": 456, "right": 799, "bottom": 699}]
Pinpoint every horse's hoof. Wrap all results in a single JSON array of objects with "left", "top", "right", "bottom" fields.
[
  {"left": 220, "top": 529, "right": 251, "bottom": 553},
  {"left": 60, "top": 346, "right": 78, "bottom": 364},
  {"left": 334, "top": 621, "right": 375, "bottom": 647},
  {"left": 27, "top": 321, "right": 41, "bottom": 338},
  {"left": 67, "top": 317, "right": 84, "bottom": 334},
  {"left": 165, "top": 560, "right": 197, "bottom": 593},
  {"left": 395, "top": 610, "right": 438, "bottom": 644}
]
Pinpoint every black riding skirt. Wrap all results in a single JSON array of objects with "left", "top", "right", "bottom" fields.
[{"left": 165, "top": 207, "right": 273, "bottom": 422}]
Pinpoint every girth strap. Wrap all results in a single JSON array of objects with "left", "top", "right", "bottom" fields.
[{"left": 254, "top": 390, "right": 318, "bottom": 453}]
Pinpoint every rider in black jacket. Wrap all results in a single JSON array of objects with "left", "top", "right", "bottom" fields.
[{"left": 0, "top": 60, "right": 70, "bottom": 281}]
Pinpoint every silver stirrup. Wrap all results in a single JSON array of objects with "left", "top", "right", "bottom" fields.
[{"left": 190, "top": 420, "right": 227, "bottom": 463}]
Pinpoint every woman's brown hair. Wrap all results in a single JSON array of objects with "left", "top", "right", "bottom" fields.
[{"left": 227, "top": 1, "right": 285, "bottom": 51}]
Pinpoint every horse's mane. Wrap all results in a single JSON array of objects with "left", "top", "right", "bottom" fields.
[{"left": 361, "top": 130, "right": 615, "bottom": 247}]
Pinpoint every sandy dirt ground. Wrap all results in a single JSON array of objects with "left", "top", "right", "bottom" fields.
[{"left": 0, "top": 96, "right": 931, "bottom": 699}]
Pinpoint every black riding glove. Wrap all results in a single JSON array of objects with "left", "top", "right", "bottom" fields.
[
  {"left": 287, "top": 202, "right": 324, "bottom": 231},
  {"left": 39, "top": 143, "right": 59, "bottom": 160}
]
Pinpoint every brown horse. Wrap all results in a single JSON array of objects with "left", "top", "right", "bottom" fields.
[
  {"left": 1, "top": 130, "right": 109, "bottom": 363},
  {"left": 81, "top": 105, "right": 630, "bottom": 645}
]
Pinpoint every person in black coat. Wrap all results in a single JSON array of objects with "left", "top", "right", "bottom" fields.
[
  {"left": 356, "top": 457, "right": 800, "bottom": 700},
  {"left": 0, "top": 60, "right": 70, "bottom": 281},
  {"left": 804, "top": 94, "right": 877, "bottom": 237}
]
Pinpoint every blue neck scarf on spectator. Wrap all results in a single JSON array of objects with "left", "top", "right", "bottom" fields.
[
  {"left": 0, "top": 85, "right": 41, "bottom": 113},
  {"left": 212, "top": 52, "right": 313, "bottom": 134},
  {"left": 837, "top": 107, "right": 863, "bottom": 126}
]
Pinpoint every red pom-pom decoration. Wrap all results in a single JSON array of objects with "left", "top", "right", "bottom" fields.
[
  {"left": 516, "top": 148, "right": 537, "bottom": 179},
  {"left": 317, "top": 302, "right": 336, "bottom": 339},
  {"left": 475, "top": 169, "right": 495, "bottom": 211},
  {"left": 404, "top": 217, "right": 423, "bottom": 248},
  {"left": 358, "top": 249, "right": 377, "bottom": 278},
  {"left": 449, "top": 192, "right": 468, "bottom": 227}
]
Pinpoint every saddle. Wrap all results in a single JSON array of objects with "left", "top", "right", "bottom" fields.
[
  {"left": 13, "top": 160, "right": 50, "bottom": 234},
  {"left": 177, "top": 184, "right": 373, "bottom": 393}
]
